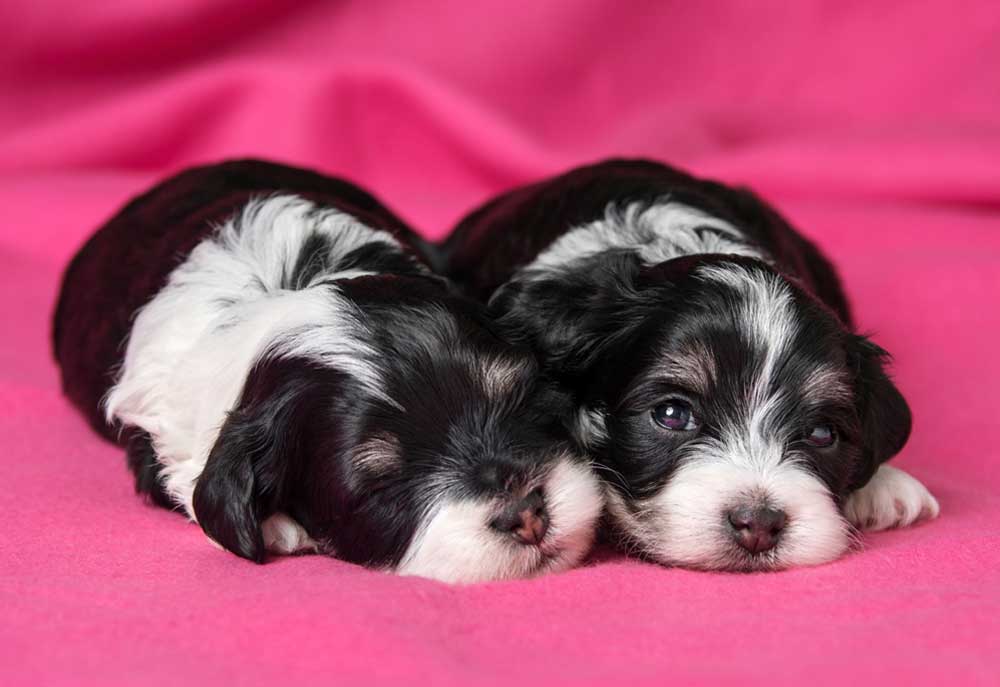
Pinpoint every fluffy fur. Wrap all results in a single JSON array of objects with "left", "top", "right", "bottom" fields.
[
  {"left": 53, "top": 160, "right": 603, "bottom": 583},
  {"left": 445, "top": 158, "right": 938, "bottom": 571}
]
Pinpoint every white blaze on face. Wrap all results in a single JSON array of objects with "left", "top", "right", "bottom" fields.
[
  {"left": 609, "top": 265, "right": 852, "bottom": 570},
  {"left": 396, "top": 456, "right": 603, "bottom": 584}
]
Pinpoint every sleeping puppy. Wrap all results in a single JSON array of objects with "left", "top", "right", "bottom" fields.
[
  {"left": 53, "top": 160, "right": 602, "bottom": 583},
  {"left": 445, "top": 158, "right": 938, "bottom": 571}
]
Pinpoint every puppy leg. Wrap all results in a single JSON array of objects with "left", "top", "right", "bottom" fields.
[
  {"left": 262, "top": 513, "right": 318, "bottom": 555},
  {"left": 844, "top": 465, "right": 940, "bottom": 531}
]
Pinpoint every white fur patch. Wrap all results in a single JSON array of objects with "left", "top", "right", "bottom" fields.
[
  {"left": 262, "top": 512, "right": 319, "bottom": 555},
  {"left": 608, "top": 449, "right": 850, "bottom": 570},
  {"left": 396, "top": 456, "right": 603, "bottom": 584},
  {"left": 571, "top": 405, "right": 610, "bottom": 449},
  {"left": 520, "top": 200, "right": 760, "bottom": 278},
  {"left": 698, "top": 264, "right": 796, "bottom": 406},
  {"left": 698, "top": 263, "right": 802, "bottom": 467},
  {"left": 104, "top": 195, "right": 398, "bottom": 517},
  {"left": 844, "top": 465, "right": 940, "bottom": 532}
]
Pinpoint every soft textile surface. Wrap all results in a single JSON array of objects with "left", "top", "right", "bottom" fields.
[{"left": 2, "top": 3, "right": 998, "bottom": 685}]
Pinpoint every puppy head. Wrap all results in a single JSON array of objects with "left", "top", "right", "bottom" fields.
[
  {"left": 500, "top": 254, "right": 910, "bottom": 571},
  {"left": 193, "top": 276, "right": 602, "bottom": 583}
]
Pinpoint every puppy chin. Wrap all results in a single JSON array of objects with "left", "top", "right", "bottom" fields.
[
  {"left": 396, "top": 457, "right": 603, "bottom": 584},
  {"left": 608, "top": 459, "right": 851, "bottom": 572}
]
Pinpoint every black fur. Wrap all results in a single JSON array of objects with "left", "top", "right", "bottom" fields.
[
  {"left": 445, "top": 158, "right": 911, "bottom": 519},
  {"left": 124, "top": 429, "right": 174, "bottom": 509},
  {"left": 54, "top": 158, "right": 427, "bottom": 444},
  {"left": 54, "top": 160, "right": 593, "bottom": 575},
  {"left": 192, "top": 278, "right": 580, "bottom": 568},
  {"left": 446, "top": 158, "right": 852, "bottom": 325}
]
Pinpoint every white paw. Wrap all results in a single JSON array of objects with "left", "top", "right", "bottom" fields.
[
  {"left": 844, "top": 465, "right": 940, "bottom": 532},
  {"left": 262, "top": 512, "right": 318, "bottom": 555}
]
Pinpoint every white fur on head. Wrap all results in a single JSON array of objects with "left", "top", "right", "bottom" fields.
[
  {"left": 522, "top": 200, "right": 761, "bottom": 277},
  {"left": 104, "top": 195, "right": 397, "bottom": 516},
  {"left": 396, "top": 456, "right": 603, "bottom": 584}
]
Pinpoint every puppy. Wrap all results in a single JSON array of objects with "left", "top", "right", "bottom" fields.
[
  {"left": 445, "top": 158, "right": 938, "bottom": 571},
  {"left": 53, "top": 160, "right": 602, "bottom": 583}
]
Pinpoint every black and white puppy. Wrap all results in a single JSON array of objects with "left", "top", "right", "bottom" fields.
[
  {"left": 445, "top": 158, "right": 938, "bottom": 572},
  {"left": 53, "top": 160, "right": 602, "bottom": 583}
]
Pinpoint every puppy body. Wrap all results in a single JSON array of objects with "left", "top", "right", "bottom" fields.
[
  {"left": 446, "top": 159, "right": 937, "bottom": 571},
  {"left": 54, "top": 160, "right": 602, "bottom": 583},
  {"left": 103, "top": 193, "right": 418, "bottom": 516}
]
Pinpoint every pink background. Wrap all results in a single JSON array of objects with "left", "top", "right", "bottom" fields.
[{"left": 2, "top": 2, "right": 999, "bottom": 685}]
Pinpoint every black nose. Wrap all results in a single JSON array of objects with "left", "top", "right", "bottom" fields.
[
  {"left": 490, "top": 489, "right": 549, "bottom": 546},
  {"left": 727, "top": 506, "right": 787, "bottom": 554}
]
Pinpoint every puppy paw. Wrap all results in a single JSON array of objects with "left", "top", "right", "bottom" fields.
[
  {"left": 262, "top": 512, "right": 318, "bottom": 555},
  {"left": 844, "top": 465, "right": 940, "bottom": 532}
]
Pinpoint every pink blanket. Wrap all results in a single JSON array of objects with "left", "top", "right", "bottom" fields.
[{"left": 2, "top": 2, "right": 998, "bottom": 685}]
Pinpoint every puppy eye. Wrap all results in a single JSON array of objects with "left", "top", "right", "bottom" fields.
[
  {"left": 805, "top": 424, "right": 836, "bottom": 448},
  {"left": 651, "top": 400, "right": 700, "bottom": 432}
]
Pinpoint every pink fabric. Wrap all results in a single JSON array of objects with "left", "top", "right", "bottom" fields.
[{"left": 2, "top": 2, "right": 999, "bottom": 685}]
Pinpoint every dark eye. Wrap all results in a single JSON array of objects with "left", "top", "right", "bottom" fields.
[
  {"left": 805, "top": 424, "right": 836, "bottom": 448},
  {"left": 651, "top": 400, "right": 700, "bottom": 431}
]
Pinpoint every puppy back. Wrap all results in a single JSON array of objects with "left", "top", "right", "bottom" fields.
[{"left": 52, "top": 159, "right": 419, "bottom": 442}]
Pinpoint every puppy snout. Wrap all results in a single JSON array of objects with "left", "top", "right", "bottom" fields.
[
  {"left": 491, "top": 488, "right": 549, "bottom": 546},
  {"left": 727, "top": 506, "right": 787, "bottom": 554}
]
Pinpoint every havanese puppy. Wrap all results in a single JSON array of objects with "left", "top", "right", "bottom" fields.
[
  {"left": 53, "top": 160, "right": 602, "bottom": 583},
  {"left": 444, "top": 158, "right": 938, "bottom": 572}
]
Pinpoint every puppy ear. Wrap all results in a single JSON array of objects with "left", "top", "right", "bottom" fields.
[
  {"left": 192, "top": 360, "right": 320, "bottom": 563},
  {"left": 193, "top": 421, "right": 267, "bottom": 561},
  {"left": 488, "top": 252, "right": 654, "bottom": 379},
  {"left": 847, "top": 336, "right": 912, "bottom": 490}
]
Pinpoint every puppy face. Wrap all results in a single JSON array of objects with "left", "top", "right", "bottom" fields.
[
  {"left": 372, "top": 332, "right": 603, "bottom": 583},
  {"left": 193, "top": 277, "right": 603, "bottom": 584},
  {"left": 579, "top": 258, "right": 911, "bottom": 571},
  {"left": 491, "top": 252, "right": 910, "bottom": 571}
]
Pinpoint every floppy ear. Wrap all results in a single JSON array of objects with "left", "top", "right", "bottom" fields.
[
  {"left": 847, "top": 336, "right": 912, "bottom": 491},
  {"left": 192, "top": 361, "right": 321, "bottom": 563},
  {"left": 488, "top": 253, "right": 735, "bottom": 387},
  {"left": 488, "top": 251, "right": 659, "bottom": 379}
]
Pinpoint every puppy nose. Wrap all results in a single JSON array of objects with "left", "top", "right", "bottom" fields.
[
  {"left": 491, "top": 489, "right": 549, "bottom": 546},
  {"left": 727, "top": 506, "right": 787, "bottom": 554}
]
